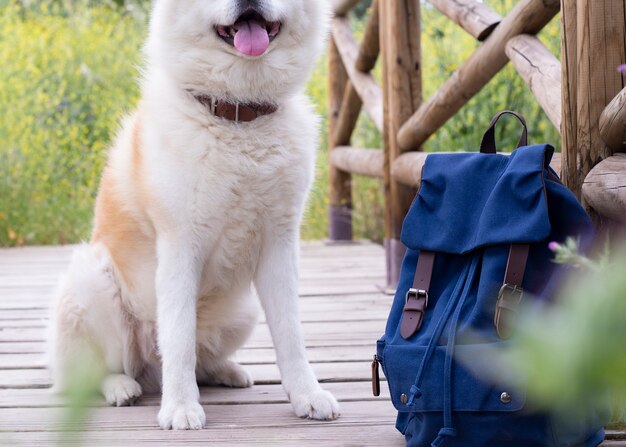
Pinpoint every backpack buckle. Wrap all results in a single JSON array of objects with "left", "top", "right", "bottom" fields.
[
  {"left": 400, "top": 288, "right": 429, "bottom": 339},
  {"left": 405, "top": 288, "right": 429, "bottom": 306},
  {"left": 494, "top": 283, "right": 523, "bottom": 339}
]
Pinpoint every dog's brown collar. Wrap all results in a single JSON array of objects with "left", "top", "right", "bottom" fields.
[{"left": 193, "top": 94, "right": 278, "bottom": 122}]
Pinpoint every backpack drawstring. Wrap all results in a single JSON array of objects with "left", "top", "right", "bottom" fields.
[
  {"left": 406, "top": 255, "right": 480, "bottom": 447},
  {"left": 405, "top": 261, "right": 471, "bottom": 406},
  {"left": 430, "top": 257, "right": 478, "bottom": 447}
]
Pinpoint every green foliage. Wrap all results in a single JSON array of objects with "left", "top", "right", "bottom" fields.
[
  {"left": 473, "top": 240, "right": 626, "bottom": 424},
  {"left": 0, "top": 0, "right": 146, "bottom": 246},
  {"left": 1, "top": 0, "right": 562, "bottom": 246}
]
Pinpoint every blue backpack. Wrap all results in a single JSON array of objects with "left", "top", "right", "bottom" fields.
[{"left": 374, "top": 112, "right": 607, "bottom": 447}]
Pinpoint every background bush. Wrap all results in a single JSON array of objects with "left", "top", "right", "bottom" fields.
[
  {"left": 0, "top": 0, "right": 561, "bottom": 246},
  {"left": 0, "top": 0, "right": 146, "bottom": 246}
]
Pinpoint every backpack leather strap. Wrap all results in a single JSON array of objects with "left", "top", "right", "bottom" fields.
[
  {"left": 494, "top": 244, "right": 529, "bottom": 339},
  {"left": 400, "top": 251, "right": 435, "bottom": 339}
]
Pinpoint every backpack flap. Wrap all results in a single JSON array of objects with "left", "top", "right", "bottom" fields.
[{"left": 401, "top": 144, "right": 554, "bottom": 254}]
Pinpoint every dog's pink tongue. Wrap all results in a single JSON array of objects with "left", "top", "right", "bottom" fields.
[{"left": 234, "top": 20, "right": 269, "bottom": 56}]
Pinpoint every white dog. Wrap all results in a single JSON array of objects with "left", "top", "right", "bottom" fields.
[{"left": 48, "top": 0, "right": 339, "bottom": 430}]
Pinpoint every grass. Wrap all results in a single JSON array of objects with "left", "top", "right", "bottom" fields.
[{"left": 0, "top": 0, "right": 561, "bottom": 246}]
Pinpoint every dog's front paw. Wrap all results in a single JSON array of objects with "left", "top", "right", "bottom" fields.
[
  {"left": 158, "top": 401, "right": 206, "bottom": 430},
  {"left": 290, "top": 388, "right": 340, "bottom": 420}
]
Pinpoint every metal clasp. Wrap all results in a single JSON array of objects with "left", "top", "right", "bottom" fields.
[
  {"left": 494, "top": 283, "right": 524, "bottom": 339},
  {"left": 405, "top": 288, "right": 428, "bottom": 307}
]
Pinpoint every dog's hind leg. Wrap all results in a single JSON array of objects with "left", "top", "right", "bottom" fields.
[
  {"left": 195, "top": 299, "right": 257, "bottom": 389},
  {"left": 196, "top": 357, "right": 253, "bottom": 388},
  {"left": 48, "top": 243, "right": 143, "bottom": 406},
  {"left": 102, "top": 374, "right": 143, "bottom": 406}
]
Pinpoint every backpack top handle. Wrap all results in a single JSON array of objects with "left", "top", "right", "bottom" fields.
[{"left": 480, "top": 110, "right": 528, "bottom": 154}]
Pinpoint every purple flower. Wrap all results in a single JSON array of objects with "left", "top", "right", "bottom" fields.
[
  {"left": 618, "top": 64, "right": 626, "bottom": 74},
  {"left": 548, "top": 241, "right": 561, "bottom": 252}
]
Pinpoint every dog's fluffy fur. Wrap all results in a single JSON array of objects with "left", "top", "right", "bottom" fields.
[{"left": 48, "top": 0, "right": 339, "bottom": 429}]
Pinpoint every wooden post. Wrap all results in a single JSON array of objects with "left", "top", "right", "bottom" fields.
[
  {"left": 328, "top": 38, "right": 353, "bottom": 241},
  {"left": 560, "top": 0, "right": 578, "bottom": 192},
  {"left": 561, "top": 0, "right": 626, "bottom": 203},
  {"left": 379, "top": 0, "right": 421, "bottom": 288}
]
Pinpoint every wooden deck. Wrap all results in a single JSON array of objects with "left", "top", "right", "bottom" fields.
[{"left": 0, "top": 242, "right": 624, "bottom": 446}]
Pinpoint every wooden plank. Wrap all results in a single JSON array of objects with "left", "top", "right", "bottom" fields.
[
  {"left": 0, "top": 278, "right": 386, "bottom": 304},
  {"left": 0, "top": 381, "right": 391, "bottom": 409},
  {"left": 0, "top": 400, "right": 399, "bottom": 431},
  {"left": 0, "top": 320, "right": 387, "bottom": 349},
  {"left": 0, "top": 360, "right": 381, "bottom": 389},
  {"left": 0, "top": 423, "right": 404, "bottom": 447},
  {"left": 0, "top": 308, "right": 49, "bottom": 320},
  {"left": 0, "top": 293, "right": 392, "bottom": 328},
  {"left": 0, "top": 343, "right": 384, "bottom": 370},
  {"left": 0, "top": 342, "right": 46, "bottom": 354},
  {"left": 1, "top": 343, "right": 385, "bottom": 370},
  {"left": 0, "top": 318, "right": 49, "bottom": 328}
]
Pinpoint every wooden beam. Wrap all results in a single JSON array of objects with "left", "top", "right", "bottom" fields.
[
  {"left": 427, "top": 0, "right": 502, "bottom": 41},
  {"left": 355, "top": 0, "right": 380, "bottom": 73},
  {"left": 329, "top": 147, "right": 384, "bottom": 178},
  {"left": 582, "top": 154, "right": 626, "bottom": 223},
  {"left": 390, "top": 152, "right": 430, "bottom": 188},
  {"left": 505, "top": 35, "right": 562, "bottom": 132},
  {"left": 332, "top": 0, "right": 362, "bottom": 17},
  {"left": 391, "top": 152, "right": 562, "bottom": 188},
  {"left": 331, "top": 17, "right": 384, "bottom": 131},
  {"left": 333, "top": 83, "right": 363, "bottom": 148},
  {"left": 328, "top": 38, "right": 353, "bottom": 241},
  {"left": 397, "top": 0, "right": 561, "bottom": 151},
  {"left": 599, "top": 86, "right": 626, "bottom": 152},
  {"left": 379, "top": 0, "right": 421, "bottom": 287}
]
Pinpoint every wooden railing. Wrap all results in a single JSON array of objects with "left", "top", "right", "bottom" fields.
[{"left": 327, "top": 0, "right": 626, "bottom": 288}]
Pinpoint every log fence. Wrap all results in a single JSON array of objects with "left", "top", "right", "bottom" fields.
[{"left": 328, "top": 0, "right": 626, "bottom": 288}]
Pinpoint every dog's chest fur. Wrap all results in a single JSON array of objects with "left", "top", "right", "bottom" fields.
[{"left": 103, "top": 95, "right": 317, "bottom": 310}]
